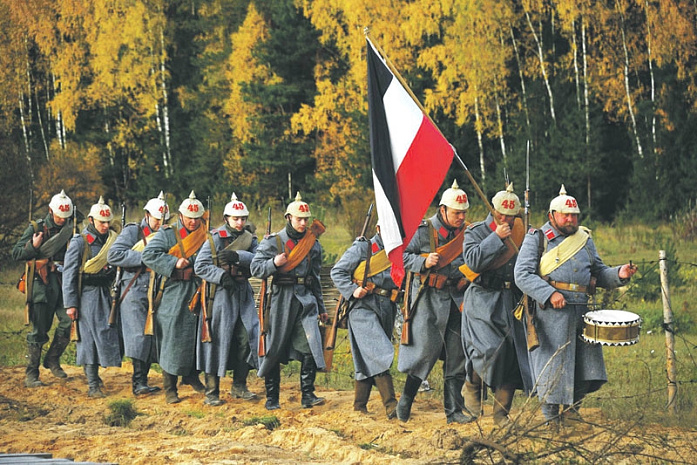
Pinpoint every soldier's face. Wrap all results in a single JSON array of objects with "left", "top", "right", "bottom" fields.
[
  {"left": 441, "top": 206, "right": 467, "bottom": 229},
  {"left": 289, "top": 215, "right": 308, "bottom": 233},
  {"left": 180, "top": 213, "right": 202, "bottom": 232},
  {"left": 550, "top": 211, "right": 579, "bottom": 235},
  {"left": 146, "top": 213, "right": 163, "bottom": 231},
  {"left": 50, "top": 210, "right": 67, "bottom": 227},
  {"left": 91, "top": 218, "right": 110, "bottom": 235},
  {"left": 226, "top": 215, "right": 247, "bottom": 231}
]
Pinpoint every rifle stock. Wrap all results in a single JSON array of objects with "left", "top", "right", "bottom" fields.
[
  {"left": 144, "top": 271, "right": 156, "bottom": 335},
  {"left": 401, "top": 269, "right": 431, "bottom": 346},
  {"left": 200, "top": 197, "right": 213, "bottom": 343},
  {"left": 108, "top": 203, "right": 126, "bottom": 327},
  {"left": 257, "top": 207, "right": 272, "bottom": 357},
  {"left": 23, "top": 189, "right": 35, "bottom": 326}
]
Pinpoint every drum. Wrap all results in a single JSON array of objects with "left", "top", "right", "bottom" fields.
[{"left": 582, "top": 310, "right": 642, "bottom": 346}]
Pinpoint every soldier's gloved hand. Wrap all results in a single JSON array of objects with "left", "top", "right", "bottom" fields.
[
  {"left": 218, "top": 250, "right": 239, "bottom": 266},
  {"left": 220, "top": 273, "right": 236, "bottom": 290}
]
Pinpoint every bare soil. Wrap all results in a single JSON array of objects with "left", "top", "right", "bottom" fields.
[{"left": 0, "top": 363, "right": 695, "bottom": 464}]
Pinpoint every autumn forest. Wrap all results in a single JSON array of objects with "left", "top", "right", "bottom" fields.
[{"left": 1, "top": 0, "right": 696, "bottom": 248}]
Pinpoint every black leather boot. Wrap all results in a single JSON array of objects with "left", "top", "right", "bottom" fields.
[
  {"left": 84, "top": 364, "right": 105, "bottom": 398},
  {"left": 132, "top": 359, "right": 150, "bottom": 396},
  {"left": 141, "top": 361, "right": 161, "bottom": 393},
  {"left": 396, "top": 375, "right": 421, "bottom": 422},
  {"left": 300, "top": 354, "right": 324, "bottom": 408},
  {"left": 181, "top": 370, "right": 205, "bottom": 394},
  {"left": 204, "top": 374, "right": 224, "bottom": 406},
  {"left": 231, "top": 363, "right": 257, "bottom": 400},
  {"left": 353, "top": 378, "right": 373, "bottom": 413},
  {"left": 162, "top": 371, "right": 181, "bottom": 404},
  {"left": 264, "top": 364, "right": 281, "bottom": 411},
  {"left": 464, "top": 371, "right": 484, "bottom": 418},
  {"left": 374, "top": 372, "right": 398, "bottom": 419},
  {"left": 25, "top": 343, "right": 45, "bottom": 388},
  {"left": 43, "top": 334, "right": 69, "bottom": 378},
  {"left": 493, "top": 384, "right": 516, "bottom": 428},
  {"left": 444, "top": 377, "right": 474, "bottom": 424}
]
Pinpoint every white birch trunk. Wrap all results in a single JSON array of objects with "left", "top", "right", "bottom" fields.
[
  {"left": 19, "top": 93, "right": 30, "bottom": 159},
  {"left": 510, "top": 27, "right": 531, "bottom": 132},
  {"left": 571, "top": 19, "right": 581, "bottom": 109},
  {"left": 644, "top": 0, "right": 657, "bottom": 157},
  {"left": 159, "top": 27, "right": 172, "bottom": 179},
  {"left": 474, "top": 94, "right": 486, "bottom": 183},
  {"left": 619, "top": 15, "right": 644, "bottom": 159},
  {"left": 525, "top": 10, "right": 556, "bottom": 123}
]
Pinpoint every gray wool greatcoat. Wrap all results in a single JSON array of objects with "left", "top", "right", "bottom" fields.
[
  {"left": 461, "top": 214, "right": 533, "bottom": 393},
  {"left": 62, "top": 227, "right": 121, "bottom": 367},
  {"left": 250, "top": 226, "right": 327, "bottom": 378},
  {"left": 514, "top": 222, "right": 628, "bottom": 406},
  {"left": 194, "top": 226, "right": 260, "bottom": 376},
  {"left": 330, "top": 233, "right": 398, "bottom": 381},
  {"left": 398, "top": 214, "right": 467, "bottom": 382},
  {"left": 106, "top": 219, "right": 157, "bottom": 363},
  {"left": 141, "top": 221, "right": 203, "bottom": 376}
]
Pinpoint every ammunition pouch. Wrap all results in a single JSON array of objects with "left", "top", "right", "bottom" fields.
[
  {"left": 273, "top": 275, "right": 314, "bottom": 287},
  {"left": 221, "top": 264, "right": 250, "bottom": 283},
  {"left": 371, "top": 286, "right": 403, "bottom": 304},
  {"left": 416, "top": 272, "right": 469, "bottom": 291},
  {"left": 170, "top": 267, "right": 194, "bottom": 282}
]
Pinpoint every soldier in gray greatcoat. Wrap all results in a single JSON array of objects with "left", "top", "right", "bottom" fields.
[
  {"left": 514, "top": 185, "right": 636, "bottom": 429},
  {"left": 13, "top": 190, "right": 77, "bottom": 387},
  {"left": 250, "top": 192, "right": 328, "bottom": 411},
  {"left": 330, "top": 225, "right": 399, "bottom": 419},
  {"left": 194, "top": 193, "right": 260, "bottom": 406},
  {"left": 141, "top": 191, "right": 207, "bottom": 404},
  {"left": 397, "top": 180, "right": 474, "bottom": 424},
  {"left": 107, "top": 192, "right": 169, "bottom": 396},
  {"left": 63, "top": 197, "right": 120, "bottom": 398},
  {"left": 461, "top": 184, "right": 533, "bottom": 427}
]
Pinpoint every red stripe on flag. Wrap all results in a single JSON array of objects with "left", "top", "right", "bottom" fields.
[
  {"left": 388, "top": 245, "right": 405, "bottom": 286},
  {"left": 394, "top": 115, "right": 453, "bottom": 246}
]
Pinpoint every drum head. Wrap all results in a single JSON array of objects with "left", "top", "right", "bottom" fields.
[{"left": 582, "top": 310, "right": 642, "bottom": 346}]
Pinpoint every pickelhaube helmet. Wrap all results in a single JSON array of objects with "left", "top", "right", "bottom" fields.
[
  {"left": 143, "top": 191, "right": 170, "bottom": 220},
  {"left": 549, "top": 184, "right": 580, "bottom": 214},
  {"left": 439, "top": 179, "right": 470, "bottom": 210},
  {"left": 492, "top": 183, "right": 521, "bottom": 216},
  {"left": 223, "top": 193, "right": 249, "bottom": 217},
  {"left": 178, "top": 190, "right": 205, "bottom": 218},
  {"left": 49, "top": 190, "right": 73, "bottom": 218},
  {"left": 285, "top": 192, "right": 311, "bottom": 218},
  {"left": 88, "top": 196, "right": 113, "bottom": 222}
]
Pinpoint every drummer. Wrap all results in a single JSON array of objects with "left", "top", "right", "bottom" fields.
[{"left": 514, "top": 185, "right": 636, "bottom": 431}]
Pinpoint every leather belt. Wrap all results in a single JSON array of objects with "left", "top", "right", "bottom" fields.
[
  {"left": 371, "top": 286, "right": 402, "bottom": 303},
  {"left": 170, "top": 267, "right": 194, "bottom": 282},
  {"left": 273, "top": 275, "right": 314, "bottom": 287},
  {"left": 476, "top": 274, "right": 514, "bottom": 291},
  {"left": 415, "top": 273, "right": 468, "bottom": 291},
  {"left": 548, "top": 280, "right": 587, "bottom": 293}
]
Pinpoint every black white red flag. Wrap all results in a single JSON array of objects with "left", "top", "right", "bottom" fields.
[{"left": 366, "top": 37, "right": 454, "bottom": 286}]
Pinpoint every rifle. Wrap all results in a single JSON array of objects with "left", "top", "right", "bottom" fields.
[
  {"left": 522, "top": 141, "right": 540, "bottom": 351},
  {"left": 69, "top": 205, "right": 80, "bottom": 342},
  {"left": 108, "top": 203, "right": 126, "bottom": 327},
  {"left": 144, "top": 193, "right": 167, "bottom": 336},
  {"left": 200, "top": 197, "right": 213, "bottom": 343},
  {"left": 23, "top": 188, "right": 34, "bottom": 326},
  {"left": 401, "top": 268, "right": 430, "bottom": 346},
  {"left": 324, "top": 203, "right": 374, "bottom": 370},
  {"left": 257, "top": 207, "right": 272, "bottom": 357}
]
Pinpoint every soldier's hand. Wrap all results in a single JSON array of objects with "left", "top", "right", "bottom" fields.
[
  {"left": 67, "top": 307, "right": 78, "bottom": 320},
  {"left": 175, "top": 257, "right": 190, "bottom": 269},
  {"left": 319, "top": 312, "right": 329, "bottom": 323},
  {"left": 425, "top": 253, "right": 440, "bottom": 269},
  {"left": 273, "top": 253, "right": 288, "bottom": 267},
  {"left": 218, "top": 249, "right": 239, "bottom": 266},
  {"left": 31, "top": 231, "right": 44, "bottom": 249},
  {"left": 495, "top": 222, "right": 512, "bottom": 239},
  {"left": 619, "top": 263, "right": 638, "bottom": 279},
  {"left": 220, "top": 273, "right": 236, "bottom": 290},
  {"left": 549, "top": 291, "right": 566, "bottom": 309},
  {"left": 353, "top": 286, "right": 369, "bottom": 299}
]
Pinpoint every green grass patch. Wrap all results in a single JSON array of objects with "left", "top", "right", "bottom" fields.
[
  {"left": 103, "top": 398, "right": 139, "bottom": 427},
  {"left": 183, "top": 409, "right": 206, "bottom": 419},
  {"left": 242, "top": 415, "right": 280, "bottom": 430}
]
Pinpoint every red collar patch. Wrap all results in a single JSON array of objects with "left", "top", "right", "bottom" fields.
[
  {"left": 179, "top": 227, "right": 188, "bottom": 239},
  {"left": 371, "top": 241, "right": 380, "bottom": 254},
  {"left": 545, "top": 228, "right": 556, "bottom": 240},
  {"left": 438, "top": 226, "right": 448, "bottom": 239},
  {"left": 143, "top": 225, "right": 152, "bottom": 237},
  {"left": 285, "top": 239, "right": 296, "bottom": 251},
  {"left": 85, "top": 233, "right": 96, "bottom": 245},
  {"left": 488, "top": 220, "right": 497, "bottom": 231},
  {"left": 218, "top": 229, "right": 229, "bottom": 238}
]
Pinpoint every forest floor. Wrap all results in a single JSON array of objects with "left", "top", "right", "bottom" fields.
[{"left": 0, "top": 362, "right": 696, "bottom": 464}]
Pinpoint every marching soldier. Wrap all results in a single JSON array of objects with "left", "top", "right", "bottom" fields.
[
  {"left": 461, "top": 184, "right": 533, "bottom": 427},
  {"left": 397, "top": 180, "right": 474, "bottom": 424},
  {"left": 107, "top": 192, "right": 169, "bottom": 396},
  {"left": 330, "top": 223, "right": 399, "bottom": 419},
  {"left": 250, "top": 193, "right": 328, "bottom": 411},
  {"left": 141, "top": 191, "right": 208, "bottom": 403},
  {"left": 194, "top": 193, "right": 260, "bottom": 406},
  {"left": 13, "top": 190, "right": 78, "bottom": 387},
  {"left": 63, "top": 197, "right": 121, "bottom": 397},
  {"left": 514, "top": 185, "right": 636, "bottom": 429}
]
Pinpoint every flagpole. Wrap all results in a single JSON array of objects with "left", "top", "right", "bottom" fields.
[
  {"left": 365, "top": 29, "right": 506, "bottom": 230},
  {"left": 365, "top": 29, "right": 517, "bottom": 251}
]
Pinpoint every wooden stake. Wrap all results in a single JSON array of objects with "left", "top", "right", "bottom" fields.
[{"left": 659, "top": 250, "right": 677, "bottom": 414}]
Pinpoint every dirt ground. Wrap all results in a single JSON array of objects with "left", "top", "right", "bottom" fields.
[{"left": 0, "top": 363, "right": 695, "bottom": 464}]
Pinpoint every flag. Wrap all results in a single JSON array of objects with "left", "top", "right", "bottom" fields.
[{"left": 367, "top": 37, "right": 454, "bottom": 286}]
